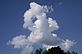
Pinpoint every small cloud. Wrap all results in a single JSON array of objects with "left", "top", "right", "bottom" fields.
[
  {"left": 7, "top": 35, "right": 27, "bottom": 48},
  {"left": 60, "top": 39, "right": 76, "bottom": 51},
  {"left": 58, "top": 2, "right": 63, "bottom": 6}
]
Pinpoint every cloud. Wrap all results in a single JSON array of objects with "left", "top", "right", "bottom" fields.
[
  {"left": 58, "top": 2, "right": 63, "bottom": 5},
  {"left": 21, "top": 46, "right": 33, "bottom": 54},
  {"left": 7, "top": 35, "right": 27, "bottom": 48},
  {"left": 48, "top": 18, "right": 59, "bottom": 31},
  {"left": 60, "top": 39, "right": 76, "bottom": 51},
  {"left": 8, "top": 2, "right": 75, "bottom": 54}
]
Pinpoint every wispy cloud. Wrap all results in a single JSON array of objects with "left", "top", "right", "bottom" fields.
[{"left": 7, "top": 2, "right": 75, "bottom": 54}]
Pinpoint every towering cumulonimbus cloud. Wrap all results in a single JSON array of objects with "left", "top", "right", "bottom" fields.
[{"left": 7, "top": 2, "right": 75, "bottom": 54}]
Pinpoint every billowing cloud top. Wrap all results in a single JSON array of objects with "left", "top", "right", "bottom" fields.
[{"left": 8, "top": 2, "right": 75, "bottom": 54}]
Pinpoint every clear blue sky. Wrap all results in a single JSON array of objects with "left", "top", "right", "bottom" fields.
[{"left": 0, "top": 0, "right": 82, "bottom": 54}]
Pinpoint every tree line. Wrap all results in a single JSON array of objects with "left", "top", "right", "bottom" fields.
[{"left": 33, "top": 46, "right": 77, "bottom": 54}]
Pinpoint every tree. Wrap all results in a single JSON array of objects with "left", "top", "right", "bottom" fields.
[
  {"left": 47, "top": 46, "right": 65, "bottom": 54},
  {"left": 34, "top": 48, "right": 42, "bottom": 54},
  {"left": 42, "top": 50, "right": 48, "bottom": 54},
  {"left": 65, "top": 51, "right": 70, "bottom": 54},
  {"left": 71, "top": 51, "right": 77, "bottom": 54},
  {"left": 34, "top": 46, "right": 78, "bottom": 54}
]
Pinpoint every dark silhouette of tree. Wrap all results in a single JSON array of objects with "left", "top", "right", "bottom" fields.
[
  {"left": 42, "top": 50, "right": 48, "bottom": 54},
  {"left": 65, "top": 51, "right": 70, "bottom": 54},
  {"left": 34, "top": 48, "right": 42, "bottom": 54},
  {"left": 71, "top": 51, "right": 77, "bottom": 54},
  {"left": 34, "top": 46, "right": 78, "bottom": 54},
  {"left": 44, "top": 46, "right": 65, "bottom": 54}
]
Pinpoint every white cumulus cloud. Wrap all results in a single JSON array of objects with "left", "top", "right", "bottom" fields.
[
  {"left": 7, "top": 35, "right": 27, "bottom": 48},
  {"left": 8, "top": 2, "right": 76, "bottom": 54}
]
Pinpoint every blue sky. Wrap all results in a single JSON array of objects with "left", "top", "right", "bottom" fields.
[{"left": 0, "top": 0, "right": 82, "bottom": 54}]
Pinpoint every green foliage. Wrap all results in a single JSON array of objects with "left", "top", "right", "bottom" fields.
[
  {"left": 34, "top": 46, "right": 78, "bottom": 54},
  {"left": 34, "top": 48, "right": 42, "bottom": 54},
  {"left": 65, "top": 51, "right": 70, "bottom": 54},
  {"left": 71, "top": 51, "right": 77, "bottom": 54},
  {"left": 42, "top": 50, "right": 48, "bottom": 54}
]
